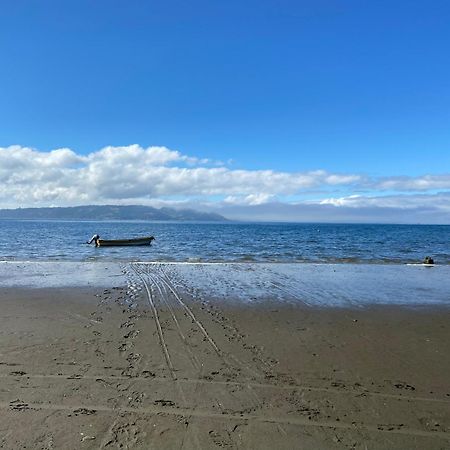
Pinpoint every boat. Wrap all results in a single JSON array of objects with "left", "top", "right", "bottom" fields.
[{"left": 87, "top": 234, "right": 155, "bottom": 247}]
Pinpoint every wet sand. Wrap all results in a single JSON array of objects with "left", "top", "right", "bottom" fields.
[{"left": 0, "top": 263, "right": 449, "bottom": 449}]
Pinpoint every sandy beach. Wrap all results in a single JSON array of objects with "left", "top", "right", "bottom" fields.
[{"left": 0, "top": 262, "right": 449, "bottom": 449}]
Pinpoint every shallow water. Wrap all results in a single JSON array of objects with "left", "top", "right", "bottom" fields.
[
  {"left": 0, "top": 261, "right": 124, "bottom": 288},
  {"left": 1, "top": 261, "right": 449, "bottom": 309},
  {"left": 153, "top": 262, "right": 450, "bottom": 308}
]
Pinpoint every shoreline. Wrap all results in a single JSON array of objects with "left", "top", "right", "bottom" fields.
[
  {"left": 2, "top": 258, "right": 450, "bottom": 265},
  {"left": 1, "top": 261, "right": 449, "bottom": 308},
  {"left": 0, "top": 263, "right": 449, "bottom": 448}
]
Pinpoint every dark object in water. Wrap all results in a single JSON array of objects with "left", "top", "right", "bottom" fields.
[
  {"left": 87, "top": 234, "right": 155, "bottom": 247},
  {"left": 423, "top": 256, "right": 434, "bottom": 265}
]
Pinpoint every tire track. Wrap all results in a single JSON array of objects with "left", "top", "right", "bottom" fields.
[
  {"left": 131, "top": 265, "right": 177, "bottom": 381},
  {"left": 153, "top": 264, "right": 282, "bottom": 417},
  {"left": 141, "top": 267, "right": 209, "bottom": 450},
  {"left": 156, "top": 264, "right": 271, "bottom": 378},
  {"left": 142, "top": 268, "right": 202, "bottom": 373},
  {"left": 130, "top": 263, "right": 203, "bottom": 449},
  {"left": 148, "top": 263, "right": 264, "bottom": 422},
  {"left": 2, "top": 373, "right": 447, "bottom": 404},
  {"left": 2, "top": 401, "right": 450, "bottom": 441},
  {"left": 151, "top": 266, "right": 223, "bottom": 358}
]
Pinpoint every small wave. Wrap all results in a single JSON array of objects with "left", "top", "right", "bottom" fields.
[{"left": 239, "top": 255, "right": 256, "bottom": 262}]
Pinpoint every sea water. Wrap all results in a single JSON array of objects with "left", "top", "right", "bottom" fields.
[
  {"left": 0, "top": 221, "right": 449, "bottom": 307},
  {"left": 0, "top": 220, "right": 449, "bottom": 264}
]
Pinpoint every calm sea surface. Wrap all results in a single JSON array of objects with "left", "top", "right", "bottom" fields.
[{"left": 0, "top": 220, "right": 448, "bottom": 264}]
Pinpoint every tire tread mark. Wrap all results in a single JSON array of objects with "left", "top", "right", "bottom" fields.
[
  {"left": 132, "top": 265, "right": 177, "bottom": 380},
  {"left": 146, "top": 271, "right": 202, "bottom": 372},
  {"left": 1, "top": 401, "right": 449, "bottom": 440}
]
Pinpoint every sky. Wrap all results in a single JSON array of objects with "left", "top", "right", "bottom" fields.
[{"left": 0, "top": 0, "right": 449, "bottom": 222}]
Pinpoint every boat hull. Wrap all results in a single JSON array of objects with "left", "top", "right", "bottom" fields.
[{"left": 96, "top": 237, "right": 154, "bottom": 247}]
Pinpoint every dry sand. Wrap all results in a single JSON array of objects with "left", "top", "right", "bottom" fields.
[{"left": 0, "top": 263, "right": 449, "bottom": 449}]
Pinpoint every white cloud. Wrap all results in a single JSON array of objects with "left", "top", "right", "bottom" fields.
[
  {"left": 319, "top": 195, "right": 363, "bottom": 207},
  {"left": 0, "top": 144, "right": 449, "bottom": 223},
  {"left": 86, "top": 145, "right": 184, "bottom": 166},
  {"left": 318, "top": 192, "right": 450, "bottom": 211},
  {"left": 212, "top": 193, "right": 450, "bottom": 223},
  {"left": 224, "top": 193, "right": 276, "bottom": 205},
  {"left": 375, "top": 175, "right": 450, "bottom": 191},
  {"left": 0, "top": 144, "right": 363, "bottom": 207}
]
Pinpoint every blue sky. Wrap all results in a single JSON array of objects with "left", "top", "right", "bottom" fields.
[{"left": 1, "top": 1, "right": 450, "bottom": 221}]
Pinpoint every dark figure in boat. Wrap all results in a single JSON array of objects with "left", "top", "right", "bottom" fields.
[
  {"left": 87, "top": 234, "right": 155, "bottom": 247},
  {"left": 423, "top": 256, "right": 434, "bottom": 265}
]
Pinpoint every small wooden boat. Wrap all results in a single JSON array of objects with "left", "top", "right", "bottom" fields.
[{"left": 88, "top": 234, "right": 155, "bottom": 247}]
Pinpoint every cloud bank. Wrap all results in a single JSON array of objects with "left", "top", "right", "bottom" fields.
[
  {"left": 1, "top": 144, "right": 449, "bottom": 223},
  {"left": 215, "top": 192, "right": 450, "bottom": 224}
]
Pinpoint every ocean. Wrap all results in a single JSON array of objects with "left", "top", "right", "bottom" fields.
[
  {"left": 1, "top": 220, "right": 449, "bottom": 307},
  {"left": 0, "top": 220, "right": 448, "bottom": 264}
]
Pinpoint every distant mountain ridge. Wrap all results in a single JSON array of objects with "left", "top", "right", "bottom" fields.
[{"left": 0, "top": 205, "right": 227, "bottom": 222}]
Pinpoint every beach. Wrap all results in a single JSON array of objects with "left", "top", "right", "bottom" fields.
[{"left": 0, "top": 262, "right": 449, "bottom": 449}]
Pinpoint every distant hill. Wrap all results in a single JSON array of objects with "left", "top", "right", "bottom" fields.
[{"left": 0, "top": 205, "right": 227, "bottom": 222}]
